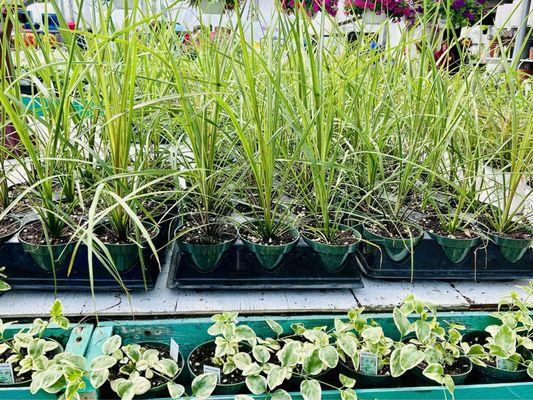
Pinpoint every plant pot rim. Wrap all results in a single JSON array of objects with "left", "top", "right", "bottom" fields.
[
  {"left": 97, "top": 222, "right": 160, "bottom": 247},
  {"left": 427, "top": 230, "right": 480, "bottom": 243},
  {"left": 302, "top": 224, "right": 361, "bottom": 248},
  {"left": 186, "top": 340, "right": 246, "bottom": 387},
  {"left": 363, "top": 221, "right": 424, "bottom": 241},
  {"left": 174, "top": 224, "right": 238, "bottom": 248},
  {"left": 18, "top": 220, "right": 75, "bottom": 249},
  {"left": 0, "top": 216, "right": 23, "bottom": 241},
  {"left": 339, "top": 358, "right": 392, "bottom": 378},
  {"left": 239, "top": 221, "right": 300, "bottom": 248},
  {"left": 489, "top": 231, "right": 533, "bottom": 244}
]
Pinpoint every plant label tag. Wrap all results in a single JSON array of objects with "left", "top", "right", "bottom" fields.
[
  {"left": 359, "top": 351, "right": 378, "bottom": 376},
  {"left": 203, "top": 365, "right": 221, "bottom": 382},
  {"left": 0, "top": 363, "right": 15, "bottom": 384},
  {"left": 496, "top": 356, "right": 515, "bottom": 371},
  {"left": 170, "top": 339, "right": 180, "bottom": 363}
]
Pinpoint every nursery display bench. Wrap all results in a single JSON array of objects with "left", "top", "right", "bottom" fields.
[{"left": 81, "top": 312, "right": 533, "bottom": 400}]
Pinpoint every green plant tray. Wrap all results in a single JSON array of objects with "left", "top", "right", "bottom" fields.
[
  {"left": 84, "top": 312, "right": 533, "bottom": 399},
  {"left": 0, "top": 323, "right": 94, "bottom": 399}
]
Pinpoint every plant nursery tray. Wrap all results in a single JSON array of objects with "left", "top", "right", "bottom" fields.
[
  {"left": 167, "top": 241, "right": 364, "bottom": 290},
  {"left": 1, "top": 226, "right": 169, "bottom": 291},
  {"left": 0, "top": 322, "right": 94, "bottom": 400},
  {"left": 84, "top": 312, "right": 533, "bottom": 400},
  {"left": 358, "top": 233, "right": 533, "bottom": 281}
]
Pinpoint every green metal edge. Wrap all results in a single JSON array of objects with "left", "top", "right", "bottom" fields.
[{"left": 0, "top": 323, "right": 94, "bottom": 399}]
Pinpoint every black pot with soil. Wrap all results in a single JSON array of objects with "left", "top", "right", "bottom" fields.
[
  {"left": 338, "top": 358, "right": 400, "bottom": 388},
  {"left": 187, "top": 341, "right": 247, "bottom": 395},
  {"left": 0, "top": 216, "right": 22, "bottom": 245},
  {"left": 409, "top": 357, "right": 472, "bottom": 386}
]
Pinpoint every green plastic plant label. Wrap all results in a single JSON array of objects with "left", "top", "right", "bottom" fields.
[
  {"left": 359, "top": 351, "right": 378, "bottom": 375},
  {"left": 203, "top": 365, "right": 221, "bottom": 382},
  {"left": 0, "top": 363, "right": 15, "bottom": 384},
  {"left": 170, "top": 339, "right": 180, "bottom": 363},
  {"left": 496, "top": 356, "right": 516, "bottom": 371}
]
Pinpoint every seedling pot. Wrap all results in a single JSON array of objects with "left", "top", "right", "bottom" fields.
[
  {"left": 363, "top": 224, "right": 424, "bottom": 262},
  {"left": 176, "top": 226, "right": 237, "bottom": 273},
  {"left": 302, "top": 225, "right": 361, "bottom": 272},
  {"left": 239, "top": 223, "right": 300, "bottom": 271},
  {"left": 99, "top": 223, "right": 160, "bottom": 273},
  {"left": 427, "top": 231, "right": 480, "bottom": 264},
  {"left": 410, "top": 357, "right": 472, "bottom": 386},
  {"left": 0, "top": 217, "right": 22, "bottom": 245},
  {"left": 490, "top": 232, "right": 532, "bottom": 264},
  {"left": 19, "top": 237, "right": 74, "bottom": 272},
  {"left": 339, "top": 359, "right": 399, "bottom": 388},
  {"left": 187, "top": 341, "right": 246, "bottom": 395}
]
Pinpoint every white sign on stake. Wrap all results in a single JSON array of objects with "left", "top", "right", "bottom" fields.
[
  {"left": 0, "top": 363, "right": 15, "bottom": 385},
  {"left": 203, "top": 365, "right": 221, "bottom": 383},
  {"left": 170, "top": 339, "right": 180, "bottom": 363}
]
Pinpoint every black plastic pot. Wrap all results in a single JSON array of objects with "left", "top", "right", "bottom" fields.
[
  {"left": 176, "top": 226, "right": 237, "bottom": 273},
  {"left": 464, "top": 331, "right": 531, "bottom": 384},
  {"left": 339, "top": 359, "right": 399, "bottom": 388},
  {"left": 239, "top": 222, "right": 300, "bottom": 271},
  {"left": 98, "top": 223, "right": 160, "bottom": 273},
  {"left": 362, "top": 223, "right": 424, "bottom": 262},
  {"left": 410, "top": 357, "right": 472, "bottom": 386},
  {"left": 0, "top": 217, "right": 22, "bottom": 245},
  {"left": 187, "top": 341, "right": 246, "bottom": 395},
  {"left": 18, "top": 222, "right": 74, "bottom": 272},
  {"left": 490, "top": 232, "right": 532, "bottom": 264},
  {"left": 302, "top": 225, "right": 361, "bottom": 272},
  {"left": 427, "top": 231, "right": 480, "bottom": 264}
]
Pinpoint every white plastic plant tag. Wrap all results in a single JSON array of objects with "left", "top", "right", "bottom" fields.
[
  {"left": 496, "top": 357, "right": 515, "bottom": 371},
  {"left": 0, "top": 363, "right": 15, "bottom": 384},
  {"left": 170, "top": 339, "right": 180, "bottom": 362},
  {"left": 203, "top": 365, "right": 221, "bottom": 382},
  {"left": 359, "top": 351, "right": 378, "bottom": 376}
]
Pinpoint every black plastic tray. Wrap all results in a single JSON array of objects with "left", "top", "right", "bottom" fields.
[
  {"left": 358, "top": 233, "right": 533, "bottom": 281},
  {"left": 168, "top": 241, "right": 365, "bottom": 290},
  {"left": 2, "top": 228, "right": 169, "bottom": 292}
]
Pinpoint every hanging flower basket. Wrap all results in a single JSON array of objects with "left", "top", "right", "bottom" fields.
[
  {"left": 189, "top": 0, "right": 241, "bottom": 14},
  {"left": 344, "top": 0, "right": 417, "bottom": 21},
  {"left": 280, "top": 0, "right": 339, "bottom": 18}
]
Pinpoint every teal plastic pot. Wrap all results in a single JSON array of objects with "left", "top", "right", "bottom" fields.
[
  {"left": 339, "top": 359, "right": 399, "bottom": 388},
  {"left": 99, "top": 224, "right": 159, "bottom": 273},
  {"left": 490, "top": 232, "right": 532, "bottom": 264},
  {"left": 19, "top": 223, "right": 74, "bottom": 272},
  {"left": 363, "top": 224, "right": 424, "bottom": 262},
  {"left": 0, "top": 217, "right": 22, "bottom": 245},
  {"left": 302, "top": 225, "right": 361, "bottom": 272},
  {"left": 427, "top": 231, "right": 480, "bottom": 264},
  {"left": 187, "top": 341, "right": 246, "bottom": 395},
  {"left": 411, "top": 357, "right": 472, "bottom": 386},
  {"left": 240, "top": 223, "right": 300, "bottom": 271},
  {"left": 176, "top": 226, "right": 237, "bottom": 273}
]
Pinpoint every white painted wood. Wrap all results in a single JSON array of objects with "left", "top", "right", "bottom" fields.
[{"left": 449, "top": 279, "right": 531, "bottom": 307}]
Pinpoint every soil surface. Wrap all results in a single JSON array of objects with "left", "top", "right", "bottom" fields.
[
  {"left": 303, "top": 221, "right": 359, "bottom": 246},
  {"left": 0, "top": 217, "right": 20, "bottom": 238},
  {"left": 240, "top": 225, "right": 297, "bottom": 246},
  {"left": 365, "top": 221, "right": 421, "bottom": 239},
  {"left": 178, "top": 221, "right": 237, "bottom": 245},
  {"left": 0, "top": 341, "right": 31, "bottom": 383},
  {"left": 109, "top": 343, "right": 179, "bottom": 388},
  {"left": 419, "top": 358, "right": 470, "bottom": 375},
  {"left": 491, "top": 228, "right": 532, "bottom": 240},
  {"left": 188, "top": 341, "right": 245, "bottom": 385},
  {"left": 18, "top": 221, "right": 74, "bottom": 245},
  {"left": 417, "top": 216, "right": 478, "bottom": 240},
  {"left": 95, "top": 224, "right": 158, "bottom": 245}
]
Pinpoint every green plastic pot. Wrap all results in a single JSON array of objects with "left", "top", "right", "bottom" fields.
[
  {"left": 176, "top": 226, "right": 237, "bottom": 273},
  {"left": 302, "top": 225, "right": 361, "bottom": 272},
  {"left": 490, "top": 232, "right": 532, "bottom": 264},
  {"left": 411, "top": 357, "right": 472, "bottom": 386},
  {"left": 19, "top": 225, "right": 74, "bottom": 272},
  {"left": 187, "top": 341, "right": 246, "bottom": 395},
  {"left": 339, "top": 359, "right": 399, "bottom": 388},
  {"left": 99, "top": 223, "right": 160, "bottom": 273},
  {"left": 363, "top": 223, "right": 424, "bottom": 262},
  {"left": 0, "top": 217, "right": 22, "bottom": 245},
  {"left": 240, "top": 222, "right": 300, "bottom": 271},
  {"left": 427, "top": 231, "right": 480, "bottom": 264}
]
